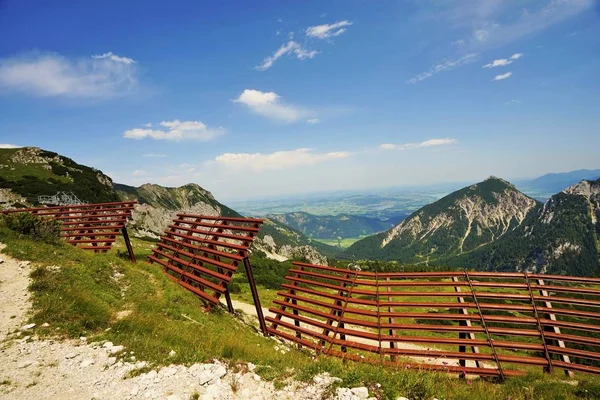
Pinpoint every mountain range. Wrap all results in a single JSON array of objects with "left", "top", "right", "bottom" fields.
[
  {"left": 0, "top": 147, "right": 336, "bottom": 264},
  {"left": 344, "top": 177, "right": 600, "bottom": 276},
  {"left": 1, "top": 147, "right": 599, "bottom": 275},
  {"left": 516, "top": 169, "right": 600, "bottom": 200}
]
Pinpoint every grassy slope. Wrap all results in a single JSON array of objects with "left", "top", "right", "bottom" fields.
[{"left": 1, "top": 228, "right": 599, "bottom": 399}]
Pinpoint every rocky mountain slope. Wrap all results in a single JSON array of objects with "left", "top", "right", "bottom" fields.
[
  {"left": 114, "top": 182, "right": 337, "bottom": 264},
  {"left": 344, "top": 177, "right": 540, "bottom": 261},
  {"left": 0, "top": 147, "right": 333, "bottom": 264},
  {"left": 344, "top": 177, "right": 600, "bottom": 276},
  {"left": 446, "top": 178, "right": 600, "bottom": 276},
  {"left": 267, "top": 211, "right": 396, "bottom": 239},
  {"left": 0, "top": 147, "right": 117, "bottom": 204},
  {"left": 114, "top": 183, "right": 238, "bottom": 238}
]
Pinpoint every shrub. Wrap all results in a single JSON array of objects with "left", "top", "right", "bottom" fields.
[
  {"left": 228, "top": 282, "right": 242, "bottom": 294},
  {"left": 1, "top": 213, "right": 61, "bottom": 244}
]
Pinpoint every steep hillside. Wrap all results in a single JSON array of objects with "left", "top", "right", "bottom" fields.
[
  {"left": 445, "top": 179, "right": 600, "bottom": 276},
  {"left": 344, "top": 177, "right": 540, "bottom": 262},
  {"left": 267, "top": 211, "right": 396, "bottom": 239},
  {"left": 0, "top": 147, "right": 118, "bottom": 204},
  {"left": 114, "top": 182, "right": 338, "bottom": 263}
]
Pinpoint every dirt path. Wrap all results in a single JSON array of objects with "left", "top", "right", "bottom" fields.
[
  {"left": 0, "top": 246, "right": 344, "bottom": 400},
  {"left": 0, "top": 243, "right": 32, "bottom": 342}
]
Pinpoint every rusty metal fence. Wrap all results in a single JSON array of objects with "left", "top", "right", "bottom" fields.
[
  {"left": 1, "top": 201, "right": 136, "bottom": 261},
  {"left": 148, "top": 213, "right": 267, "bottom": 334},
  {"left": 267, "top": 262, "right": 600, "bottom": 378}
]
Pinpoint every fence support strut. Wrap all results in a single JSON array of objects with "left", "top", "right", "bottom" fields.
[
  {"left": 537, "top": 278, "right": 574, "bottom": 378},
  {"left": 243, "top": 256, "right": 268, "bottom": 336},
  {"left": 465, "top": 271, "right": 505, "bottom": 380},
  {"left": 452, "top": 276, "right": 482, "bottom": 375},
  {"left": 121, "top": 226, "right": 136, "bottom": 263},
  {"left": 524, "top": 273, "right": 553, "bottom": 373}
]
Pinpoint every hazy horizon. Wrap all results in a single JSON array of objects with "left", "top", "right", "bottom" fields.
[{"left": 2, "top": 1, "right": 599, "bottom": 200}]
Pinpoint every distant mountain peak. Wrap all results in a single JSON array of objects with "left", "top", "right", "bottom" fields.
[
  {"left": 484, "top": 175, "right": 513, "bottom": 186},
  {"left": 345, "top": 176, "right": 539, "bottom": 261}
]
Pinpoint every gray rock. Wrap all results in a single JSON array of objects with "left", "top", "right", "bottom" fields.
[
  {"left": 108, "top": 345, "right": 124, "bottom": 354},
  {"left": 21, "top": 323, "right": 36, "bottom": 331},
  {"left": 351, "top": 387, "right": 369, "bottom": 399}
]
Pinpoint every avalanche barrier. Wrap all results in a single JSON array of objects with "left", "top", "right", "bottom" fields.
[{"left": 267, "top": 262, "right": 600, "bottom": 378}]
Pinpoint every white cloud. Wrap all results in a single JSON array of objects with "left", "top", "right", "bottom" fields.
[
  {"left": 92, "top": 52, "right": 135, "bottom": 65},
  {"left": 483, "top": 53, "right": 523, "bottom": 68},
  {"left": 142, "top": 153, "right": 166, "bottom": 158},
  {"left": 473, "top": 29, "right": 490, "bottom": 42},
  {"left": 256, "top": 41, "right": 318, "bottom": 71},
  {"left": 124, "top": 120, "right": 224, "bottom": 141},
  {"left": 493, "top": 71, "right": 513, "bottom": 81},
  {"left": 380, "top": 138, "right": 458, "bottom": 150},
  {"left": 0, "top": 144, "right": 21, "bottom": 148},
  {"left": 132, "top": 169, "right": 146, "bottom": 176},
  {"left": 306, "top": 20, "right": 353, "bottom": 39},
  {"left": 505, "top": 99, "right": 521, "bottom": 105},
  {"left": 423, "top": 0, "right": 593, "bottom": 51},
  {"left": 178, "top": 163, "right": 196, "bottom": 172},
  {"left": 0, "top": 51, "right": 138, "bottom": 98},
  {"left": 407, "top": 53, "right": 479, "bottom": 84},
  {"left": 143, "top": 123, "right": 152, "bottom": 128},
  {"left": 214, "top": 148, "right": 351, "bottom": 172},
  {"left": 234, "top": 89, "right": 308, "bottom": 123},
  {"left": 306, "top": 118, "right": 320, "bottom": 124}
]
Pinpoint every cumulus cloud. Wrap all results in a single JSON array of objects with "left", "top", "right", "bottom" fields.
[
  {"left": 380, "top": 138, "right": 458, "bottom": 150},
  {"left": 234, "top": 89, "right": 308, "bottom": 123},
  {"left": 306, "top": 118, "right": 320, "bottom": 124},
  {"left": 306, "top": 20, "right": 353, "bottom": 39},
  {"left": 256, "top": 41, "right": 318, "bottom": 71},
  {"left": 124, "top": 120, "right": 224, "bottom": 141},
  {"left": 406, "top": 53, "right": 479, "bottom": 84},
  {"left": 0, "top": 144, "right": 21, "bottom": 148},
  {"left": 214, "top": 148, "right": 350, "bottom": 172},
  {"left": 483, "top": 53, "right": 522, "bottom": 68},
  {"left": 493, "top": 71, "right": 513, "bottom": 81},
  {"left": 0, "top": 51, "right": 138, "bottom": 98}
]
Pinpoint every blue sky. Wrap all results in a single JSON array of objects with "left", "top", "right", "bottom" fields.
[{"left": 0, "top": 0, "right": 599, "bottom": 200}]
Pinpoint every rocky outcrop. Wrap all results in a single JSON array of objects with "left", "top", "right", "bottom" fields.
[
  {"left": 8, "top": 147, "right": 62, "bottom": 168},
  {"left": 116, "top": 182, "right": 330, "bottom": 263},
  {"left": 0, "top": 188, "right": 26, "bottom": 206},
  {"left": 253, "top": 235, "right": 327, "bottom": 264},
  {"left": 129, "top": 202, "right": 221, "bottom": 239}
]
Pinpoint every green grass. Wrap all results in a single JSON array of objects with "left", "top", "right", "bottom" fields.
[
  {"left": 2, "top": 226, "right": 600, "bottom": 399},
  {"left": 313, "top": 237, "right": 364, "bottom": 249}
]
